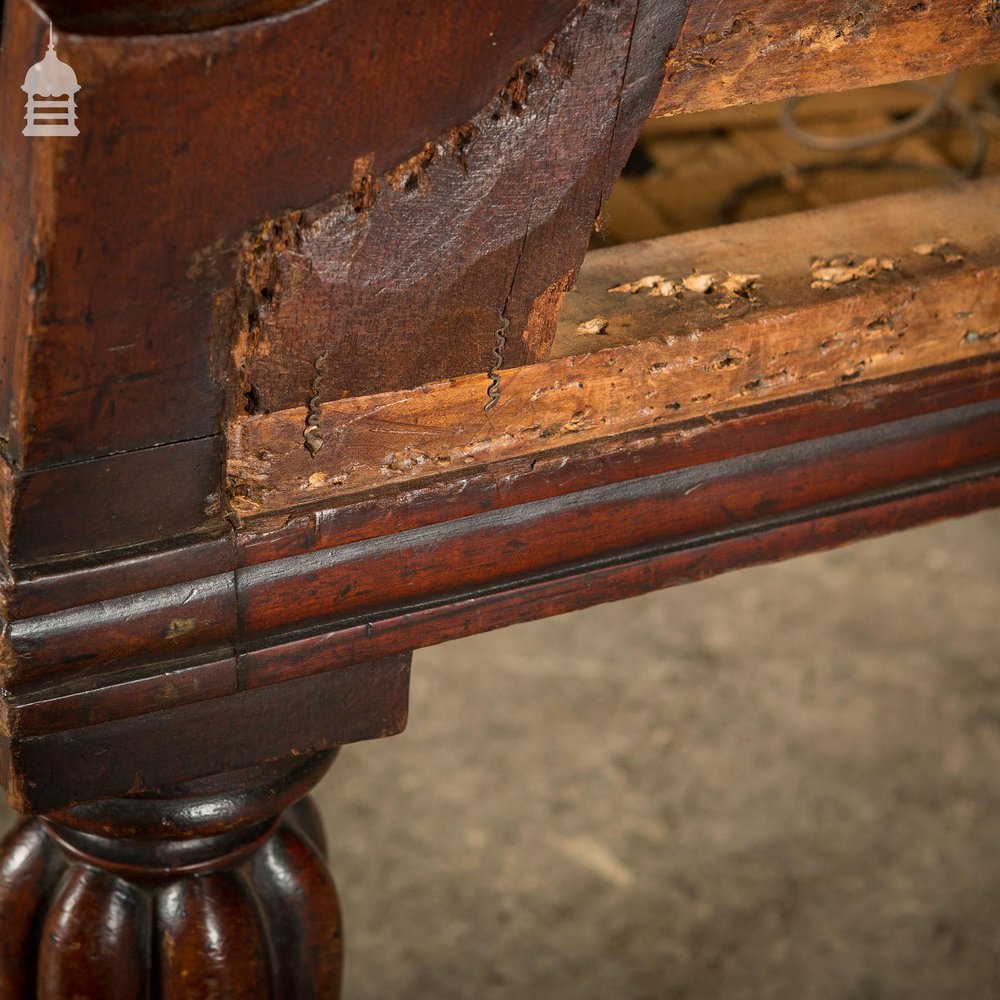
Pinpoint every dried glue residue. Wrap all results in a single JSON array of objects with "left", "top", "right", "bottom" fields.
[
  {"left": 576, "top": 316, "right": 610, "bottom": 336},
  {"left": 810, "top": 256, "right": 895, "bottom": 289},
  {"left": 913, "top": 238, "right": 964, "bottom": 264},
  {"left": 609, "top": 271, "right": 761, "bottom": 300}
]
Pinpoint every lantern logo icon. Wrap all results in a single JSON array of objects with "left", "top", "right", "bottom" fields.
[{"left": 22, "top": 25, "right": 80, "bottom": 137}]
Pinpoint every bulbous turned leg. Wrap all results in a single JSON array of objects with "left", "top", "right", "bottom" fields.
[{"left": 0, "top": 751, "right": 343, "bottom": 999}]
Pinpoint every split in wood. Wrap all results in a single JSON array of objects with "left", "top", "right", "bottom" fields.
[{"left": 609, "top": 271, "right": 761, "bottom": 299}]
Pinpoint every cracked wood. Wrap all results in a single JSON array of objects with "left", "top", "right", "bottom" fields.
[{"left": 227, "top": 0, "right": 689, "bottom": 420}]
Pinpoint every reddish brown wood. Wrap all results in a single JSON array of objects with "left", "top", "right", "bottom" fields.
[
  {"left": 0, "top": 821, "right": 64, "bottom": 997},
  {"left": 5, "top": 654, "right": 411, "bottom": 812},
  {"left": 0, "top": 375, "right": 996, "bottom": 814},
  {"left": 227, "top": 0, "right": 687, "bottom": 417},
  {"left": 0, "top": 0, "right": 584, "bottom": 470},
  {"left": 0, "top": 360, "right": 995, "bottom": 785},
  {"left": 1, "top": 0, "right": 1000, "bottom": 993},
  {"left": 234, "top": 358, "right": 1000, "bottom": 567},
  {"left": 227, "top": 179, "right": 1000, "bottom": 519},
  {"left": 238, "top": 469, "right": 1000, "bottom": 694},
  {"left": 0, "top": 752, "right": 343, "bottom": 999},
  {"left": 3, "top": 571, "right": 236, "bottom": 687},
  {"left": 38, "top": 866, "right": 151, "bottom": 1000},
  {"left": 0, "top": 0, "right": 607, "bottom": 567}
]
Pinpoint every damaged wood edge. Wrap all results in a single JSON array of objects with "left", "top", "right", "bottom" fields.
[
  {"left": 5, "top": 357, "right": 993, "bottom": 636},
  {"left": 1, "top": 363, "right": 997, "bottom": 750},
  {"left": 222, "top": 17, "right": 575, "bottom": 423},
  {"left": 225, "top": 264, "right": 1000, "bottom": 519},
  {"left": 221, "top": 0, "right": 682, "bottom": 426},
  {"left": 6, "top": 461, "right": 999, "bottom": 776}
]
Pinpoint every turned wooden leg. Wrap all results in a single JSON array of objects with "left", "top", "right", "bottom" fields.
[{"left": 0, "top": 751, "right": 342, "bottom": 999}]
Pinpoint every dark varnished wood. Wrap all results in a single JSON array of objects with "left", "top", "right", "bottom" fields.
[
  {"left": 236, "top": 400, "right": 1000, "bottom": 647},
  {"left": 5, "top": 654, "right": 411, "bottom": 813},
  {"left": 0, "top": 752, "right": 343, "bottom": 998},
  {"left": 0, "top": 0, "right": 591, "bottom": 565},
  {"left": 1, "top": 375, "right": 998, "bottom": 811},
  {"left": 0, "top": 0, "right": 582, "bottom": 468},
  {"left": 38, "top": 866, "right": 151, "bottom": 1000},
  {"left": 228, "top": 0, "right": 688, "bottom": 416},
  {"left": 0, "top": 359, "right": 993, "bottom": 744},
  {"left": 0, "top": 821, "right": 64, "bottom": 997}
]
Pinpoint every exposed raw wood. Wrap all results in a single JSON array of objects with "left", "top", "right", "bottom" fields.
[
  {"left": 227, "top": 179, "right": 1000, "bottom": 519},
  {"left": 2, "top": 0, "right": 998, "bottom": 990},
  {"left": 0, "top": 0, "right": 686, "bottom": 568},
  {"left": 653, "top": 0, "right": 1000, "bottom": 118}
]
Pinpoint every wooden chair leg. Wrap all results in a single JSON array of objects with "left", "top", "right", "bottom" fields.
[{"left": 0, "top": 751, "right": 342, "bottom": 999}]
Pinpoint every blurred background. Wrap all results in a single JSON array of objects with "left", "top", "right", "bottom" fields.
[
  {"left": 594, "top": 68, "right": 1000, "bottom": 244},
  {"left": 3, "top": 69, "right": 1000, "bottom": 999}
]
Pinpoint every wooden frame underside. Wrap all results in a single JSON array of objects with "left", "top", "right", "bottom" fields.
[
  {"left": 0, "top": 0, "right": 998, "bottom": 812},
  {"left": 3, "top": 179, "right": 999, "bottom": 810}
]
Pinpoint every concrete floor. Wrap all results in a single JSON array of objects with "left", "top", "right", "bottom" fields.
[{"left": 2, "top": 512, "right": 999, "bottom": 998}]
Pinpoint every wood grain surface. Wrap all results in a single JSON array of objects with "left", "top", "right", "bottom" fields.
[
  {"left": 652, "top": 0, "right": 1000, "bottom": 117},
  {"left": 228, "top": 179, "right": 1000, "bottom": 518},
  {"left": 0, "top": 0, "right": 998, "bottom": 817},
  {"left": 227, "top": 0, "right": 687, "bottom": 414}
]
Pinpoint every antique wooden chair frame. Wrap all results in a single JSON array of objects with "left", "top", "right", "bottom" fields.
[{"left": 0, "top": 0, "right": 998, "bottom": 994}]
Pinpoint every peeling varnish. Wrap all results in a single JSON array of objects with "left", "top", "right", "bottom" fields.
[
  {"left": 665, "top": 14, "right": 757, "bottom": 76},
  {"left": 914, "top": 238, "right": 965, "bottom": 264},
  {"left": 576, "top": 316, "right": 610, "bottom": 336},
  {"left": 810, "top": 255, "right": 895, "bottom": 289},
  {"left": 164, "top": 618, "right": 199, "bottom": 640}
]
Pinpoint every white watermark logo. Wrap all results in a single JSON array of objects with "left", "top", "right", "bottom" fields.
[{"left": 22, "top": 24, "right": 80, "bottom": 137}]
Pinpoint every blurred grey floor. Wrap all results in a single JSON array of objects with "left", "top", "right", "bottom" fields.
[{"left": 3, "top": 512, "right": 999, "bottom": 999}]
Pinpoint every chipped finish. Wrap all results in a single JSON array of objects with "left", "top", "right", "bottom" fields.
[
  {"left": 226, "top": 0, "right": 689, "bottom": 415},
  {"left": 652, "top": 0, "right": 1000, "bottom": 118},
  {"left": 0, "top": 0, "right": 583, "bottom": 558},
  {"left": 1, "top": 1, "right": 998, "bottom": 993}
]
